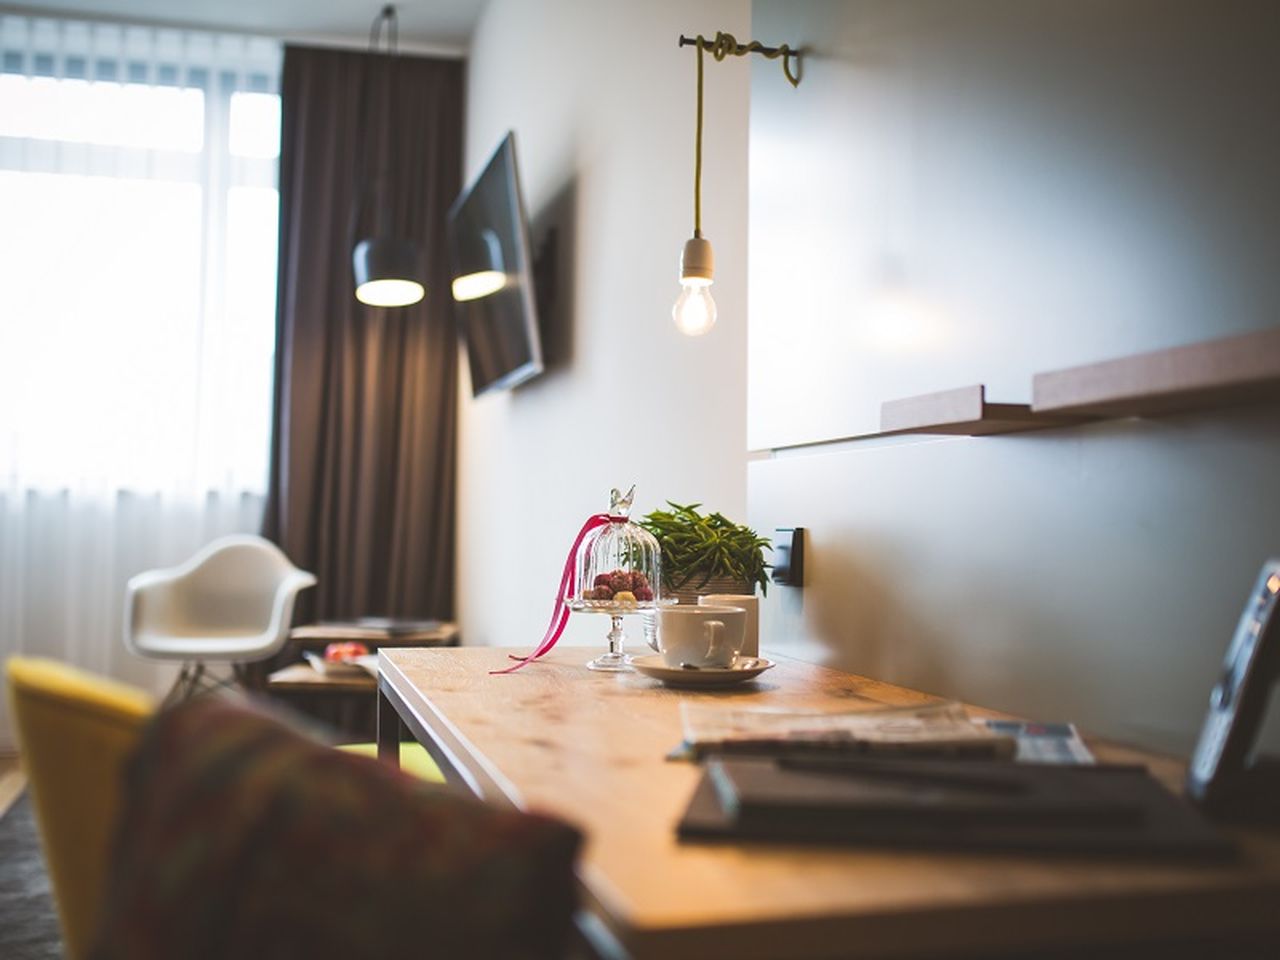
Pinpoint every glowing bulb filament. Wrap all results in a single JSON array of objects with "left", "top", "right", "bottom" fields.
[{"left": 672, "top": 280, "right": 717, "bottom": 336}]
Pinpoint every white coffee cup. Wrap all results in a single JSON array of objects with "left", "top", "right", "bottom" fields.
[
  {"left": 656, "top": 605, "right": 745, "bottom": 669},
  {"left": 699, "top": 594, "right": 758, "bottom": 657}
]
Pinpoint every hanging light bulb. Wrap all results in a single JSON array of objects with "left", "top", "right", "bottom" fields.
[
  {"left": 673, "top": 235, "right": 716, "bottom": 335},
  {"left": 672, "top": 283, "right": 716, "bottom": 336},
  {"left": 671, "top": 32, "right": 798, "bottom": 337},
  {"left": 674, "top": 36, "right": 717, "bottom": 336}
]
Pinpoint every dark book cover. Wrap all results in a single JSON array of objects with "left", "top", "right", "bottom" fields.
[{"left": 681, "top": 758, "right": 1234, "bottom": 859}]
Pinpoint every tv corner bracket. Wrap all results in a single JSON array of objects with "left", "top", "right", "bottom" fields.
[{"left": 677, "top": 32, "right": 803, "bottom": 88}]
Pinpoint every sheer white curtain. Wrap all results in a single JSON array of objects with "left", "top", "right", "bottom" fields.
[{"left": 0, "top": 15, "right": 282, "bottom": 749}]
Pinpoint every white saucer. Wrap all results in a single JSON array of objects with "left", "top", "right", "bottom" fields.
[{"left": 629, "top": 654, "right": 775, "bottom": 687}]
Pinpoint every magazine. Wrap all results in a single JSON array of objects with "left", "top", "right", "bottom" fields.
[{"left": 677, "top": 701, "right": 1018, "bottom": 761}]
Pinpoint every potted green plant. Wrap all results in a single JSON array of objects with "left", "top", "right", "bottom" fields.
[{"left": 638, "top": 502, "right": 771, "bottom": 604}]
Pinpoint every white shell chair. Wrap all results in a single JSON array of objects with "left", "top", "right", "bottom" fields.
[{"left": 124, "top": 535, "right": 317, "bottom": 702}]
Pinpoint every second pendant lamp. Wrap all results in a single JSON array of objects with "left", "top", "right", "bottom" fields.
[{"left": 352, "top": 4, "right": 425, "bottom": 308}]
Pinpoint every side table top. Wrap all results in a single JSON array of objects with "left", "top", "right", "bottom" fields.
[
  {"left": 267, "top": 663, "right": 375, "bottom": 692},
  {"left": 290, "top": 619, "right": 459, "bottom": 648}
]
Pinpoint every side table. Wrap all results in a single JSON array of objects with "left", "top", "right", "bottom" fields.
[{"left": 268, "top": 619, "right": 459, "bottom": 738}]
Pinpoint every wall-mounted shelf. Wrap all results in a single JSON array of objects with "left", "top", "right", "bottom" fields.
[
  {"left": 1033, "top": 327, "right": 1280, "bottom": 417},
  {"left": 766, "top": 327, "right": 1280, "bottom": 455},
  {"left": 879, "top": 385, "right": 1088, "bottom": 437}
]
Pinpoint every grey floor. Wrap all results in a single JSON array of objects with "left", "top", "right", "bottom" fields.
[{"left": 0, "top": 794, "right": 64, "bottom": 960}]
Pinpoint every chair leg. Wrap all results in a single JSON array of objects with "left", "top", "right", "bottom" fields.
[
  {"left": 199, "top": 669, "right": 241, "bottom": 697},
  {"left": 160, "top": 660, "right": 254, "bottom": 708},
  {"left": 161, "top": 664, "right": 193, "bottom": 708},
  {"left": 161, "top": 662, "right": 226, "bottom": 706}
]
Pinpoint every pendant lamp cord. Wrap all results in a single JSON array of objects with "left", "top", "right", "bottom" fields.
[
  {"left": 694, "top": 35, "right": 705, "bottom": 239},
  {"left": 689, "top": 31, "right": 800, "bottom": 239},
  {"left": 369, "top": 3, "right": 398, "bottom": 49},
  {"left": 350, "top": 4, "right": 400, "bottom": 251}
]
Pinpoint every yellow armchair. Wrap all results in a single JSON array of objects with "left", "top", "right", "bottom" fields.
[
  {"left": 6, "top": 658, "right": 153, "bottom": 960},
  {"left": 5, "top": 657, "right": 442, "bottom": 959}
]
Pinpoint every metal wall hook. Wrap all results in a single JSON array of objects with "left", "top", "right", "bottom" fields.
[{"left": 678, "top": 31, "right": 802, "bottom": 87}]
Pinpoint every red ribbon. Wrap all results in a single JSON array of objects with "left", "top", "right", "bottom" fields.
[{"left": 491, "top": 513, "right": 621, "bottom": 674}]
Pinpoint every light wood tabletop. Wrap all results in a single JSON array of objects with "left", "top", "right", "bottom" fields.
[{"left": 376, "top": 646, "right": 1280, "bottom": 960}]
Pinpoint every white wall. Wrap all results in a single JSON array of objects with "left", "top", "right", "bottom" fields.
[
  {"left": 457, "top": 0, "right": 751, "bottom": 648},
  {"left": 748, "top": 0, "right": 1280, "bottom": 755}
]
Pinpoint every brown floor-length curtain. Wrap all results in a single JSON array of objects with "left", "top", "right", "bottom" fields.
[{"left": 262, "top": 45, "right": 462, "bottom": 626}]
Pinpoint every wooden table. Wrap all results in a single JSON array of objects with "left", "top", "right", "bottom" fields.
[{"left": 376, "top": 646, "right": 1280, "bottom": 960}]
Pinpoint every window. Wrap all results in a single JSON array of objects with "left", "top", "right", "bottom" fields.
[{"left": 0, "top": 16, "right": 282, "bottom": 498}]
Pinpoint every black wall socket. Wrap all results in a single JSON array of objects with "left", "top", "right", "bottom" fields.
[{"left": 772, "top": 527, "right": 805, "bottom": 587}]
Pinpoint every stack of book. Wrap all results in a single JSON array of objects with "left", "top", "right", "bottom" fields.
[{"left": 676, "top": 703, "right": 1230, "bottom": 858}]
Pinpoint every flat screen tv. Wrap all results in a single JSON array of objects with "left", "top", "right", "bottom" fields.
[{"left": 447, "top": 132, "right": 543, "bottom": 396}]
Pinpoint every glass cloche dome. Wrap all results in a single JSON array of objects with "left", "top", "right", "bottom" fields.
[{"left": 568, "top": 486, "right": 667, "bottom": 670}]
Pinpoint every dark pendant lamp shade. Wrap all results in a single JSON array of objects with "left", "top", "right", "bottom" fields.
[
  {"left": 450, "top": 227, "right": 506, "bottom": 302},
  {"left": 350, "top": 5, "right": 424, "bottom": 309},
  {"left": 353, "top": 236, "right": 426, "bottom": 307}
]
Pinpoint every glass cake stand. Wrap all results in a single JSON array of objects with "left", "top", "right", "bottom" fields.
[{"left": 565, "top": 598, "right": 676, "bottom": 671}]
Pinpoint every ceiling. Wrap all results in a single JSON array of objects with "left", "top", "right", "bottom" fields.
[{"left": 4, "top": 0, "right": 487, "bottom": 52}]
